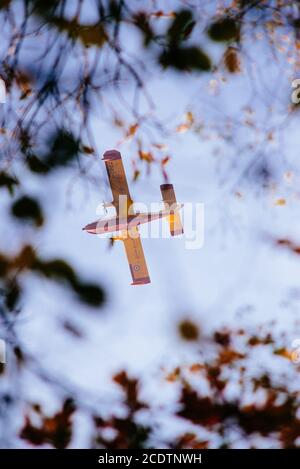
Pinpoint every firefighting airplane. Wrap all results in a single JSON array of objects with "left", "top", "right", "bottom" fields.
[{"left": 83, "top": 150, "right": 183, "bottom": 285}]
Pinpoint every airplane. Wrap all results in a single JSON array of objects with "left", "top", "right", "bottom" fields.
[{"left": 83, "top": 150, "right": 184, "bottom": 285}]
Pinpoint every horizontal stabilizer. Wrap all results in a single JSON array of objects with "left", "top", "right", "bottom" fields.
[{"left": 160, "top": 184, "right": 184, "bottom": 236}]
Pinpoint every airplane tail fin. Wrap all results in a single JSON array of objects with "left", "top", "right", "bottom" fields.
[{"left": 160, "top": 184, "right": 184, "bottom": 236}]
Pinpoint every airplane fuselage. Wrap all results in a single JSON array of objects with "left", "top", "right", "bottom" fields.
[{"left": 83, "top": 210, "right": 172, "bottom": 235}]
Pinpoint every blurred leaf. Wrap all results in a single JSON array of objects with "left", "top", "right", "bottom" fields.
[
  {"left": 0, "top": 0, "right": 11, "bottom": 10},
  {"left": 166, "top": 367, "right": 181, "bottom": 382},
  {"left": 11, "top": 196, "right": 44, "bottom": 227},
  {"left": 26, "top": 154, "right": 49, "bottom": 174},
  {"left": 0, "top": 171, "right": 19, "bottom": 195},
  {"left": 29, "top": 0, "right": 60, "bottom": 14},
  {"left": 189, "top": 363, "right": 204, "bottom": 373},
  {"left": 176, "top": 111, "right": 194, "bottom": 133},
  {"left": 126, "top": 123, "right": 139, "bottom": 138},
  {"left": 218, "top": 348, "right": 245, "bottom": 365},
  {"left": 248, "top": 334, "right": 273, "bottom": 346},
  {"left": 114, "top": 371, "right": 147, "bottom": 413},
  {"left": 74, "top": 282, "right": 105, "bottom": 308},
  {"left": 81, "top": 145, "right": 95, "bottom": 155},
  {"left": 16, "top": 70, "right": 32, "bottom": 99},
  {"left": 13, "top": 245, "right": 36, "bottom": 271},
  {"left": 224, "top": 46, "right": 241, "bottom": 73},
  {"left": 138, "top": 150, "right": 154, "bottom": 163},
  {"left": 168, "top": 9, "right": 195, "bottom": 44},
  {"left": 293, "top": 18, "right": 300, "bottom": 30},
  {"left": 178, "top": 387, "right": 221, "bottom": 426},
  {"left": 161, "top": 156, "right": 170, "bottom": 165},
  {"left": 33, "top": 258, "right": 77, "bottom": 285},
  {"left": 275, "top": 198, "right": 286, "bottom": 206},
  {"left": 94, "top": 414, "right": 150, "bottom": 449},
  {"left": 178, "top": 319, "right": 199, "bottom": 341},
  {"left": 44, "top": 130, "right": 80, "bottom": 169},
  {"left": 173, "top": 433, "right": 209, "bottom": 449},
  {"left": 132, "top": 169, "right": 140, "bottom": 182},
  {"left": 152, "top": 143, "right": 168, "bottom": 150},
  {"left": 150, "top": 10, "right": 175, "bottom": 19},
  {"left": 0, "top": 253, "right": 9, "bottom": 277},
  {"left": 176, "top": 123, "right": 189, "bottom": 133},
  {"left": 133, "top": 12, "right": 154, "bottom": 46},
  {"left": 38, "top": 13, "right": 107, "bottom": 48},
  {"left": 214, "top": 330, "right": 231, "bottom": 347},
  {"left": 4, "top": 281, "right": 21, "bottom": 311},
  {"left": 208, "top": 17, "right": 240, "bottom": 42},
  {"left": 20, "top": 398, "right": 75, "bottom": 448},
  {"left": 274, "top": 348, "right": 292, "bottom": 360},
  {"left": 159, "top": 46, "right": 211, "bottom": 71},
  {"left": 276, "top": 238, "right": 300, "bottom": 255},
  {"left": 76, "top": 23, "right": 107, "bottom": 48},
  {"left": 33, "top": 258, "right": 105, "bottom": 307}
]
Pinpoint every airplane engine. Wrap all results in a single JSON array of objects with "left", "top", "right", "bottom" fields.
[{"left": 160, "top": 184, "right": 184, "bottom": 236}]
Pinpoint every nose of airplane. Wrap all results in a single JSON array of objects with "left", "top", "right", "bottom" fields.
[{"left": 82, "top": 221, "right": 99, "bottom": 233}]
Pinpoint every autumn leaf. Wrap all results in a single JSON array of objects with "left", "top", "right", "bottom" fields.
[
  {"left": 15, "top": 70, "right": 33, "bottom": 99},
  {"left": 113, "top": 371, "right": 147, "bottom": 413},
  {"left": 276, "top": 238, "right": 300, "bottom": 255},
  {"left": 133, "top": 169, "right": 140, "bottom": 181},
  {"left": 178, "top": 387, "right": 222, "bottom": 426},
  {"left": 150, "top": 11, "right": 175, "bottom": 19},
  {"left": 178, "top": 319, "right": 199, "bottom": 341},
  {"left": 224, "top": 46, "right": 241, "bottom": 73},
  {"left": 218, "top": 348, "right": 245, "bottom": 365},
  {"left": 248, "top": 334, "right": 274, "bottom": 346},
  {"left": 275, "top": 198, "right": 286, "bottom": 206},
  {"left": 214, "top": 330, "right": 231, "bottom": 347},
  {"left": 173, "top": 433, "right": 209, "bottom": 449},
  {"left": 166, "top": 367, "right": 181, "bottom": 382},
  {"left": 208, "top": 17, "right": 240, "bottom": 42},
  {"left": 44, "top": 129, "right": 80, "bottom": 170},
  {"left": 11, "top": 196, "right": 44, "bottom": 227},
  {"left": 189, "top": 363, "right": 204, "bottom": 373},
  {"left": 138, "top": 150, "right": 154, "bottom": 163},
  {"left": 119, "top": 123, "right": 139, "bottom": 144},
  {"left": 0, "top": 0, "right": 11, "bottom": 10},
  {"left": 274, "top": 348, "right": 293, "bottom": 360},
  {"left": 20, "top": 398, "right": 76, "bottom": 449},
  {"left": 159, "top": 46, "right": 211, "bottom": 72},
  {"left": 127, "top": 123, "right": 139, "bottom": 138},
  {"left": 176, "top": 123, "right": 189, "bottom": 133},
  {"left": 44, "top": 16, "right": 107, "bottom": 48},
  {"left": 167, "top": 9, "right": 195, "bottom": 44},
  {"left": 133, "top": 12, "right": 154, "bottom": 46},
  {"left": 82, "top": 145, "right": 95, "bottom": 155},
  {"left": 26, "top": 155, "right": 49, "bottom": 174},
  {"left": 93, "top": 414, "right": 150, "bottom": 449},
  {"left": 31, "top": 256, "right": 105, "bottom": 307},
  {"left": 161, "top": 156, "right": 170, "bottom": 165},
  {"left": 0, "top": 171, "right": 19, "bottom": 195},
  {"left": 152, "top": 143, "right": 168, "bottom": 150},
  {"left": 176, "top": 111, "right": 194, "bottom": 133}
]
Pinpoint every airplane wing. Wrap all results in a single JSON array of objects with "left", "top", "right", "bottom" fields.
[
  {"left": 102, "top": 150, "right": 133, "bottom": 216},
  {"left": 122, "top": 227, "right": 151, "bottom": 285}
]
